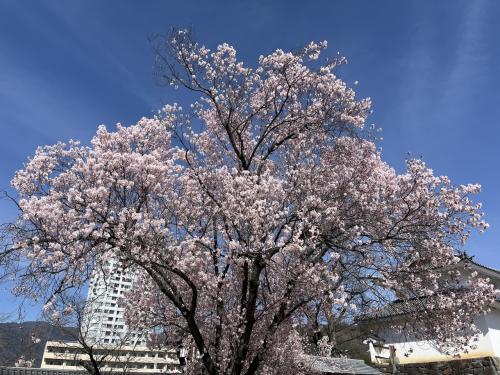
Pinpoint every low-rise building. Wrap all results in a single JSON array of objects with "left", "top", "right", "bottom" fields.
[
  {"left": 41, "top": 341, "right": 181, "bottom": 374},
  {"left": 360, "top": 257, "right": 500, "bottom": 365}
]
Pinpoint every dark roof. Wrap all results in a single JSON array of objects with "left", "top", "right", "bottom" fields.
[
  {"left": 459, "top": 257, "right": 500, "bottom": 278},
  {"left": 358, "top": 257, "right": 500, "bottom": 323},
  {"left": 356, "top": 298, "right": 428, "bottom": 322},
  {"left": 359, "top": 294, "right": 500, "bottom": 323},
  {"left": 303, "top": 356, "right": 382, "bottom": 374}
]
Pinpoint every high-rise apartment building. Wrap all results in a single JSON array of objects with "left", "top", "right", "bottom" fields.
[
  {"left": 83, "top": 257, "right": 145, "bottom": 346},
  {"left": 39, "top": 258, "right": 183, "bottom": 373}
]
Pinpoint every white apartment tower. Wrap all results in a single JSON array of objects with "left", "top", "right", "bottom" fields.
[
  {"left": 84, "top": 257, "right": 146, "bottom": 346},
  {"left": 40, "top": 258, "right": 183, "bottom": 373}
]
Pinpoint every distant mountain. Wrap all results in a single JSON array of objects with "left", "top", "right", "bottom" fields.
[{"left": 0, "top": 321, "right": 77, "bottom": 367}]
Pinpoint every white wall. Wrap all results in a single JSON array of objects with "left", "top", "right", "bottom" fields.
[
  {"left": 380, "top": 311, "right": 499, "bottom": 364},
  {"left": 485, "top": 308, "right": 500, "bottom": 357}
]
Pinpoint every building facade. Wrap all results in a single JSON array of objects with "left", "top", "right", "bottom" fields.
[
  {"left": 39, "top": 258, "right": 183, "bottom": 373},
  {"left": 362, "top": 258, "right": 500, "bottom": 365},
  {"left": 83, "top": 258, "right": 145, "bottom": 346},
  {"left": 40, "top": 341, "right": 181, "bottom": 373}
]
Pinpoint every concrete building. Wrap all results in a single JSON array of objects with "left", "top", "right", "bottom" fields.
[
  {"left": 83, "top": 258, "right": 145, "bottom": 346},
  {"left": 40, "top": 341, "right": 181, "bottom": 373},
  {"left": 39, "top": 258, "right": 183, "bottom": 373}
]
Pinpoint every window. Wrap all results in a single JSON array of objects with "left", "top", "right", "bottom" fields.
[{"left": 45, "top": 359, "right": 63, "bottom": 366}]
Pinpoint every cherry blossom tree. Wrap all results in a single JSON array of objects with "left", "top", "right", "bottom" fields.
[
  {"left": 14, "top": 355, "right": 34, "bottom": 368},
  {"left": 2, "top": 29, "right": 498, "bottom": 375},
  {"left": 12, "top": 331, "right": 41, "bottom": 368}
]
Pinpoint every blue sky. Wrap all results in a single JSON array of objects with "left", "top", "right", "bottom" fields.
[{"left": 0, "top": 0, "right": 499, "bottom": 320}]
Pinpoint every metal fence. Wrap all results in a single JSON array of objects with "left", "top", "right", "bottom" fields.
[
  {"left": 0, "top": 368, "right": 171, "bottom": 375},
  {"left": 0, "top": 368, "right": 85, "bottom": 375}
]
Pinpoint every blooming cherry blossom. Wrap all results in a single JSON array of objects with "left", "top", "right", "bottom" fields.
[
  {"left": 3, "top": 30, "right": 497, "bottom": 375},
  {"left": 14, "top": 356, "right": 34, "bottom": 368}
]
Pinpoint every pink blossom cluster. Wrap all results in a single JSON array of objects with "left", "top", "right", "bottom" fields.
[{"left": 14, "top": 356, "right": 34, "bottom": 368}]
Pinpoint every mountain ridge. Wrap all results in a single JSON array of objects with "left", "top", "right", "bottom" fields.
[{"left": 0, "top": 321, "right": 76, "bottom": 367}]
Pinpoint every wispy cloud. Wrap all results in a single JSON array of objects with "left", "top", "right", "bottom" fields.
[
  {"left": 383, "top": 0, "right": 489, "bottom": 139},
  {"left": 39, "top": 0, "right": 161, "bottom": 109},
  {"left": 441, "top": 0, "right": 488, "bottom": 111},
  {"left": 1, "top": 1, "right": 160, "bottom": 116},
  {"left": 0, "top": 62, "right": 93, "bottom": 141}
]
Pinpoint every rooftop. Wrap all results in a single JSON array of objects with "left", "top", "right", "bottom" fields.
[
  {"left": 358, "top": 257, "right": 500, "bottom": 322},
  {"left": 302, "top": 356, "right": 382, "bottom": 374}
]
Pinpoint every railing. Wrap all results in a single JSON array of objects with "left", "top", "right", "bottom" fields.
[
  {"left": 0, "top": 367, "right": 85, "bottom": 375},
  {"left": 0, "top": 368, "right": 179, "bottom": 375}
]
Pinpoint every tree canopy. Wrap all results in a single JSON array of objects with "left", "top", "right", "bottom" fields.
[{"left": 2, "top": 30, "right": 497, "bottom": 375}]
